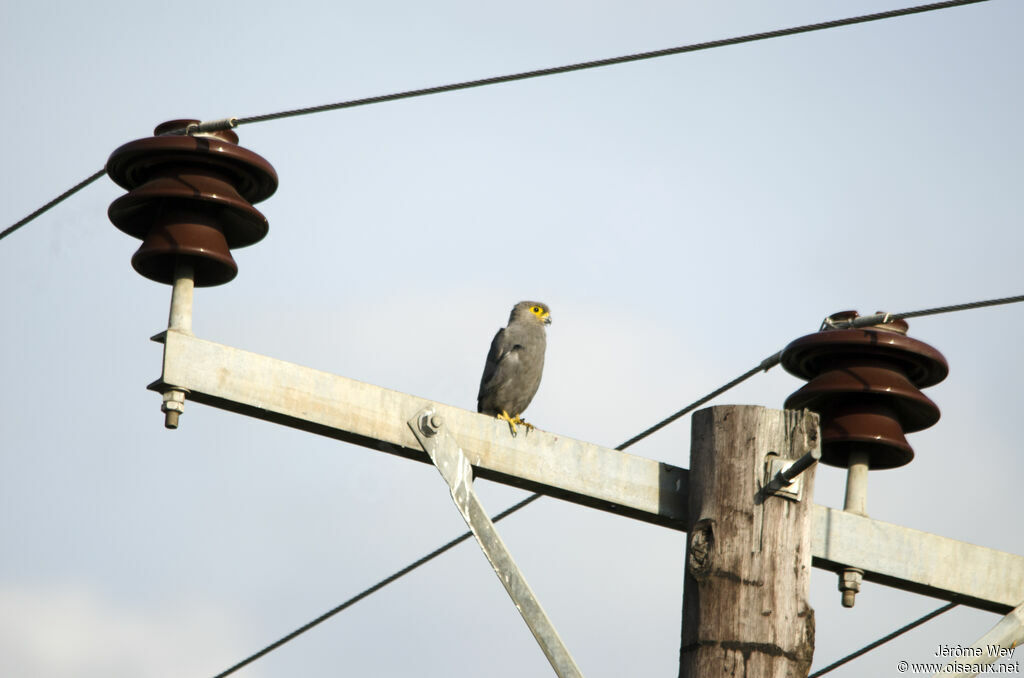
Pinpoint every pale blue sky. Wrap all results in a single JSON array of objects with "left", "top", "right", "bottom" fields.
[{"left": 2, "top": 1, "right": 1022, "bottom": 676}]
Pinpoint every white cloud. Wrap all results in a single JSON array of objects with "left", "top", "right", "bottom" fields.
[{"left": 0, "top": 583, "right": 260, "bottom": 678}]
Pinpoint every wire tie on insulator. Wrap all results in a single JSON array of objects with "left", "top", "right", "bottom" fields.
[
  {"left": 820, "top": 312, "right": 893, "bottom": 331},
  {"left": 185, "top": 117, "right": 239, "bottom": 135},
  {"left": 849, "top": 312, "right": 893, "bottom": 329}
]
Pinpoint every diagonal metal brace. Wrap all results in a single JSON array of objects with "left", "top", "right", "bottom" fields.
[{"left": 409, "top": 408, "right": 584, "bottom": 678}]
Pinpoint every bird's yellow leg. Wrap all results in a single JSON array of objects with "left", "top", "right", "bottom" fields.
[{"left": 496, "top": 410, "right": 518, "bottom": 436}]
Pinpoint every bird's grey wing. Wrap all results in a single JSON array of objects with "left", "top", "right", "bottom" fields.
[{"left": 478, "top": 328, "right": 523, "bottom": 403}]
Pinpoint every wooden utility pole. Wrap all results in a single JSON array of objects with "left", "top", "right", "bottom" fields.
[{"left": 680, "top": 406, "right": 818, "bottom": 678}]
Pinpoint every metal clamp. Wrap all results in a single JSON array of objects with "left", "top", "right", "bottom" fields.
[{"left": 760, "top": 446, "right": 821, "bottom": 501}]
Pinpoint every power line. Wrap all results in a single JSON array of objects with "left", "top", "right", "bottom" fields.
[
  {"left": 210, "top": 493, "right": 542, "bottom": 678},
  {"left": 616, "top": 350, "right": 783, "bottom": 450},
  {"left": 232, "top": 0, "right": 987, "bottom": 127},
  {"left": 808, "top": 602, "right": 958, "bottom": 677},
  {"left": 0, "top": 169, "right": 106, "bottom": 243},
  {"left": 2, "top": 0, "right": 988, "bottom": 242},
  {"left": 897, "top": 294, "right": 1024, "bottom": 319},
  {"left": 823, "top": 294, "right": 1024, "bottom": 330}
]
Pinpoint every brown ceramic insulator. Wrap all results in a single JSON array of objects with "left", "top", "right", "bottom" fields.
[
  {"left": 106, "top": 120, "right": 278, "bottom": 286},
  {"left": 781, "top": 311, "right": 948, "bottom": 469}
]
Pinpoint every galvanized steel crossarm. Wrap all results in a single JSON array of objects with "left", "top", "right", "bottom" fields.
[
  {"left": 154, "top": 330, "right": 1024, "bottom": 614},
  {"left": 811, "top": 506, "right": 1024, "bottom": 614},
  {"left": 2, "top": 1, "right": 991, "bottom": 243},
  {"left": 151, "top": 329, "right": 689, "bottom": 529}
]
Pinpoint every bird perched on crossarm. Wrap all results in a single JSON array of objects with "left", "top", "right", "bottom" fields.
[{"left": 477, "top": 301, "right": 552, "bottom": 436}]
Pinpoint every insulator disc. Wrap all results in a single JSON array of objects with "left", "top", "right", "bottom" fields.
[
  {"left": 108, "top": 171, "right": 268, "bottom": 248},
  {"left": 817, "top": 404, "right": 915, "bottom": 469},
  {"left": 107, "top": 131, "right": 277, "bottom": 205},
  {"left": 131, "top": 211, "right": 237, "bottom": 286},
  {"left": 783, "top": 328, "right": 948, "bottom": 388}
]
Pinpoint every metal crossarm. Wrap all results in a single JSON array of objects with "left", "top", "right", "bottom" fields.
[
  {"left": 151, "top": 329, "right": 688, "bottom": 528},
  {"left": 152, "top": 330, "right": 1024, "bottom": 615}
]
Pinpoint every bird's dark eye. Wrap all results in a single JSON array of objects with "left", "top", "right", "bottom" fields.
[{"left": 532, "top": 306, "right": 541, "bottom": 314}]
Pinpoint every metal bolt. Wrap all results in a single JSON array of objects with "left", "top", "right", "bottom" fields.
[
  {"left": 839, "top": 567, "right": 864, "bottom": 608},
  {"left": 162, "top": 389, "right": 187, "bottom": 429},
  {"left": 420, "top": 412, "right": 444, "bottom": 436}
]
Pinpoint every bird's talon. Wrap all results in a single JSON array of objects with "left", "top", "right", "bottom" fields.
[
  {"left": 496, "top": 410, "right": 519, "bottom": 437},
  {"left": 514, "top": 416, "right": 535, "bottom": 435}
]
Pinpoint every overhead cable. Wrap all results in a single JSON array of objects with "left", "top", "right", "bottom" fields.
[
  {"left": 825, "top": 294, "right": 1024, "bottom": 329},
  {"left": 231, "top": 0, "right": 987, "bottom": 127},
  {"left": 616, "top": 350, "right": 783, "bottom": 450},
  {"left": 210, "top": 493, "right": 543, "bottom": 678},
  {"left": 807, "top": 602, "right": 958, "bottom": 677},
  {"left": 2, "top": 0, "right": 988, "bottom": 241},
  {"left": 0, "top": 169, "right": 106, "bottom": 242}
]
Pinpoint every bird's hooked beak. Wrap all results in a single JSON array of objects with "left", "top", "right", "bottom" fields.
[{"left": 543, "top": 314, "right": 552, "bottom": 326}]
